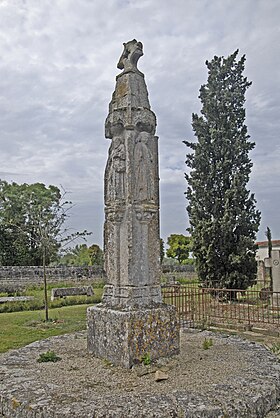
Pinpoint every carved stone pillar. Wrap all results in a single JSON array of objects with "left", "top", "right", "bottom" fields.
[{"left": 87, "top": 40, "right": 179, "bottom": 368}]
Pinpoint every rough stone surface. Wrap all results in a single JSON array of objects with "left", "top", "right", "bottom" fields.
[
  {"left": 51, "top": 286, "right": 94, "bottom": 301},
  {"left": 87, "top": 304, "right": 179, "bottom": 368},
  {"left": 154, "top": 370, "right": 169, "bottom": 381},
  {"left": 1, "top": 330, "right": 280, "bottom": 417},
  {"left": 87, "top": 39, "right": 179, "bottom": 367},
  {"left": 0, "top": 265, "right": 196, "bottom": 293},
  {"left": 102, "top": 39, "right": 161, "bottom": 308},
  {"left": 0, "top": 266, "right": 104, "bottom": 292}
]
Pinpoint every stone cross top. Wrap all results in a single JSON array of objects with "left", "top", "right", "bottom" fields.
[
  {"left": 102, "top": 39, "right": 162, "bottom": 307},
  {"left": 87, "top": 41, "right": 179, "bottom": 368}
]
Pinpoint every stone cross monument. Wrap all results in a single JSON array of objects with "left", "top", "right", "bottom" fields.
[{"left": 87, "top": 40, "right": 180, "bottom": 368}]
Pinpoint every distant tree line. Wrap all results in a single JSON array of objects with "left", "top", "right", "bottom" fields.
[{"left": 57, "top": 244, "right": 103, "bottom": 266}]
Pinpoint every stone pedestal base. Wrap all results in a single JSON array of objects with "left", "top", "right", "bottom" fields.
[
  {"left": 102, "top": 284, "right": 162, "bottom": 307},
  {"left": 87, "top": 304, "right": 180, "bottom": 368}
]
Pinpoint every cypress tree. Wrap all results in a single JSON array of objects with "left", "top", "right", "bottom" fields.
[
  {"left": 265, "top": 226, "right": 273, "bottom": 290},
  {"left": 184, "top": 50, "right": 261, "bottom": 292}
]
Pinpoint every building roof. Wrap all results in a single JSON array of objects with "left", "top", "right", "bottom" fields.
[{"left": 256, "top": 240, "right": 280, "bottom": 248}]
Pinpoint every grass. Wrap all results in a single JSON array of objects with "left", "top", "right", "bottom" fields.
[
  {"left": 0, "top": 283, "right": 103, "bottom": 313},
  {"left": 0, "top": 304, "right": 92, "bottom": 353}
]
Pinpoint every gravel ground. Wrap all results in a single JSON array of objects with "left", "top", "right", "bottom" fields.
[{"left": 0, "top": 329, "right": 280, "bottom": 417}]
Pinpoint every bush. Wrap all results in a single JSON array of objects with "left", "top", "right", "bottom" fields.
[{"left": 0, "top": 287, "right": 103, "bottom": 313}]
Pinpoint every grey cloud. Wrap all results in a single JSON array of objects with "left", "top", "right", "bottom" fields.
[{"left": 0, "top": 0, "right": 279, "bottom": 245}]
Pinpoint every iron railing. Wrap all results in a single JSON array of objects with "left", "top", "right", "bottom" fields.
[{"left": 162, "top": 284, "right": 280, "bottom": 332}]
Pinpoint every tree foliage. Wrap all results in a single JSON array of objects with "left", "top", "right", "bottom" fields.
[
  {"left": 166, "top": 234, "right": 192, "bottom": 265},
  {"left": 265, "top": 226, "right": 273, "bottom": 290},
  {"left": 184, "top": 50, "right": 261, "bottom": 290},
  {"left": 0, "top": 180, "right": 91, "bottom": 320},
  {"left": 265, "top": 227, "right": 272, "bottom": 258},
  {"left": 0, "top": 182, "right": 60, "bottom": 265},
  {"left": 58, "top": 244, "right": 103, "bottom": 266},
  {"left": 0, "top": 181, "right": 90, "bottom": 266}
]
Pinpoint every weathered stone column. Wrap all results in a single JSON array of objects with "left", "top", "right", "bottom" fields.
[{"left": 87, "top": 40, "right": 180, "bottom": 368}]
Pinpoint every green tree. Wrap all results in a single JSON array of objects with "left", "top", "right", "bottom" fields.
[
  {"left": 59, "top": 244, "right": 103, "bottom": 266},
  {"left": 0, "top": 181, "right": 62, "bottom": 265},
  {"left": 184, "top": 50, "right": 261, "bottom": 291},
  {"left": 34, "top": 197, "right": 90, "bottom": 321},
  {"left": 0, "top": 181, "right": 91, "bottom": 320},
  {"left": 59, "top": 244, "right": 92, "bottom": 266},
  {"left": 166, "top": 234, "right": 192, "bottom": 265},
  {"left": 88, "top": 244, "right": 104, "bottom": 266}
]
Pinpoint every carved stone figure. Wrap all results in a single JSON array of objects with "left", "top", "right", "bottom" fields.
[
  {"left": 105, "top": 135, "right": 126, "bottom": 204},
  {"left": 134, "top": 131, "right": 155, "bottom": 203}
]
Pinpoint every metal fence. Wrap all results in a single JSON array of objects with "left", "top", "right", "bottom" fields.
[{"left": 162, "top": 284, "right": 280, "bottom": 333}]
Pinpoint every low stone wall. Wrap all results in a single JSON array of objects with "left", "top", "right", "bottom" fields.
[
  {"left": 0, "top": 266, "right": 105, "bottom": 292},
  {"left": 161, "top": 264, "right": 197, "bottom": 282},
  {"left": 161, "top": 265, "right": 195, "bottom": 273},
  {"left": 0, "top": 265, "right": 196, "bottom": 292}
]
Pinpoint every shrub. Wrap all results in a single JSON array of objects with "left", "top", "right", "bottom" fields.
[
  {"left": 37, "top": 350, "right": 61, "bottom": 363},
  {"left": 202, "top": 338, "right": 213, "bottom": 350},
  {"left": 141, "top": 352, "right": 151, "bottom": 365}
]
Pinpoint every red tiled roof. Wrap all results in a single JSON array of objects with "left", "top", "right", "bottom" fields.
[{"left": 256, "top": 240, "right": 280, "bottom": 247}]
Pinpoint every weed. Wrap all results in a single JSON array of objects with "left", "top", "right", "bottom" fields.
[
  {"left": 141, "top": 352, "right": 151, "bottom": 365},
  {"left": 37, "top": 350, "right": 61, "bottom": 363},
  {"left": 11, "top": 397, "right": 21, "bottom": 409},
  {"left": 91, "top": 280, "right": 105, "bottom": 289},
  {"left": 202, "top": 338, "right": 213, "bottom": 350},
  {"left": 269, "top": 343, "right": 280, "bottom": 356},
  {"left": 178, "top": 408, "right": 185, "bottom": 418},
  {"left": 103, "top": 358, "right": 113, "bottom": 367}
]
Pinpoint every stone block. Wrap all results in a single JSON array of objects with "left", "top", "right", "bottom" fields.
[
  {"left": 51, "top": 286, "right": 94, "bottom": 301},
  {"left": 87, "top": 303, "right": 179, "bottom": 368},
  {"left": 102, "top": 284, "right": 162, "bottom": 307}
]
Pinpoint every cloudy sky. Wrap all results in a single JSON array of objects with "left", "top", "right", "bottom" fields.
[{"left": 0, "top": 0, "right": 279, "bottom": 248}]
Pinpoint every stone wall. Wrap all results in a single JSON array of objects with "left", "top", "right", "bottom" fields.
[
  {"left": 0, "top": 266, "right": 105, "bottom": 292},
  {"left": 0, "top": 265, "right": 196, "bottom": 292},
  {"left": 161, "top": 264, "right": 197, "bottom": 282}
]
